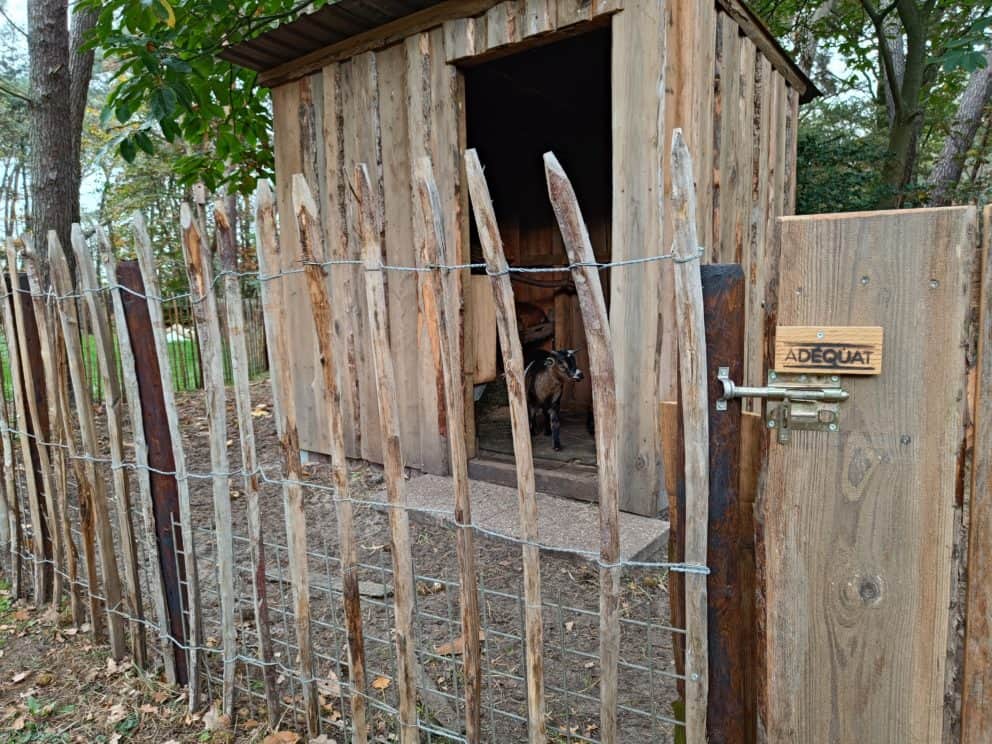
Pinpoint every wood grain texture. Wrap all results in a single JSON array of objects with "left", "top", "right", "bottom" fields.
[
  {"left": 295, "top": 174, "right": 369, "bottom": 744},
  {"left": 255, "top": 182, "right": 321, "bottom": 737},
  {"left": 544, "top": 152, "right": 620, "bottom": 743},
  {"left": 764, "top": 207, "right": 978, "bottom": 743},
  {"left": 715, "top": 19, "right": 740, "bottom": 265},
  {"left": 215, "top": 203, "right": 280, "bottom": 725},
  {"left": 72, "top": 226, "right": 146, "bottom": 667},
  {"left": 469, "top": 275, "right": 497, "bottom": 383},
  {"left": 415, "top": 158, "right": 483, "bottom": 743},
  {"left": 0, "top": 270, "right": 20, "bottom": 599},
  {"left": 23, "top": 252, "right": 80, "bottom": 625},
  {"left": 960, "top": 204, "right": 992, "bottom": 744},
  {"left": 774, "top": 326, "right": 884, "bottom": 375},
  {"left": 355, "top": 165, "right": 420, "bottom": 744},
  {"left": 669, "top": 131, "right": 710, "bottom": 744},
  {"left": 132, "top": 213, "right": 203, "bottom": 708},
  {"left": 49, "top": 232, "right": 129, "bottom": 660},
  {"left": 466, "top": 149, "right": 547, "bottom": 744},
  {"left": 701, "top": 264, "right": 751, "bottom": 744},
  {"left": 2, "top": 243, "right": 47, "bottom": 605},
  {"left": 6, "top": 245, "right": 57, "bottom": 608},
  {"left": 375, "top": 43, "right": 423, "bottom": 469},
  {"left": 180, "top": 205, "right": 238, "bottom": 715},
  {"left": 99, "top": 241, "right": 177, "bottom": 683},
  {"left": 611, "top": 0, "right": 665, "bottom": 515}
]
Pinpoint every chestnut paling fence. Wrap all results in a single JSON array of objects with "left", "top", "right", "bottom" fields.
[{"left": 0, "top": 137, "right": 711, "bottom": 744}]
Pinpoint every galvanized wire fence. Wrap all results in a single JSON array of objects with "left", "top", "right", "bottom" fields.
[{"left": 0, "top": 155, "right": 709, "bottom": 743}]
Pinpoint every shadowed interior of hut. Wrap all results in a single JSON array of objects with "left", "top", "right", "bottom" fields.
[{"left": 464, "top": 28, "right": 611, "bottom": 475}]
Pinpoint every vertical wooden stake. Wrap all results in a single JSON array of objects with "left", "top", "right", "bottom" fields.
[
  {"left": 7, "top": 249, "right": 59, "bottom": 608},
  {"left": 464, "top": 149, "right": 547, "bottom": 744},
  {"left": 962, "top": 204, "right": 992, "bottom": 743},
  {"left": 132, "top": 212, "right": 203, "bottom": 708},
  {"left": 701, "top": 264, "right": 750, "bottom": 743},
  {"left": 72, "top": 225, "right": 147, "bottom": 666},
  {"left": 49, "top": 230, "right": 128, "bottom": 659},
  {"left": 413, "top": 157, "right": 483, "bottom": 744},
  {"left": 352, "top": 167, "right": 420, "bottom": 744},
  {"left": 0, "top": 288, "right": 21, "bottom": 600},
  {"left": 179, "top": 204, "right": 238, "bottom": 715},
  {"left": 100, "top": 237, "right": 178, "bottom": 683},
  {"left": 215, "top": 200, "right": 280, "bottom": 725},
  {"left": 669, "top": 129, "right": 710, "bottom": 744},
  {"left": 293, "top": 174, "right": 368, "bottom": 744},
  {"left": 543, "top": 152, "right": 621, "bottom": 744},
  {"left": 2, "top": 240, "right": 47, "bottom": 604},
  {"left": 24, "top": 251, "right": 83, "bottom": 625},
  {"left": 254, "top": 182, "right": 320, "bottom": 737}
]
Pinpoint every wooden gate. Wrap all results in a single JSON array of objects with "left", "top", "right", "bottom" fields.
[{"left": 762, "top": 207, "right": 980, "bottom": 742}]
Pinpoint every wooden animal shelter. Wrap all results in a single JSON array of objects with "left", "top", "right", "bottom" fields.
[{"left": 222, "top": 0, "right": 817, "bottom": 516}]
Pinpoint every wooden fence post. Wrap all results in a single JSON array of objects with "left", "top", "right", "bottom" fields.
[
  {"left": 352, "top": 167, "right": 420, "bottom": 744},
  {"left": 23, "top": 251, "right": 83, "bottom": 626},
  {"left": 215, "top": 200, "right": 280, "bottom": 725},
  {"left": 543, "top": 152, "right": 621, "bottom": 744},
  {"left": 49, "top": 230, "right": 128, "bottom": 659},
  {"left": 961, "top": 204, "right": 992, "bottom": 743},
  {"left": 6, "top": 246, "right": 58, "bottom": 608},
  {"left": 72, "top": 225, "right": 147, "bottom": 666},
  {"left": 0, "top": 288, "right": 21, "bottom": 600},
  {"left": 254, "top": 181, "right": 320, "bottom": 737},
  {"left": 101, "top": 237, "right": 178, "bottom": 684},
  {"left": 669, "top": 129, "right": 711, "bottom": 744},
  {"left": 2, "top": 240, "right": 48, "bottom": 604},
  {"left": 294, "top": 174, "right": 369, "bottom": 744},
  {"left": 465, "top": 149, "right": 548, "bottom": 744},
  {"left": 701, "top": 264, "right": 750, "bottom": 743},
  {"left": 179, "top": 203, "right": 238, "bottom": 715},
  {"left": 132, "top": 212, "right": 203, "bottom": 707},
  {"left": 413, "top": 157, "right": 483, "bottom": 744}
]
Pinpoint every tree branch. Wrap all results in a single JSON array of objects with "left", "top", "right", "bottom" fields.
[
  {"left": 0, "top": 79, "right": 33, "bottom": 104},
  {"left": 861, "top": 0, "right": 904, "bottom": 116},
  {"left": 0, "top": 5, "right": 27, "bottom": 38}
]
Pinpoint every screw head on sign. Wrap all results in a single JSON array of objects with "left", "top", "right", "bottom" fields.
[
  {"left": 816, "top": 330, "right": 825, "bottom": 339},
  {"left": 767, "top": 420, "right": 776, "bottom": 428},
  {"left": 929, "top": 279, "right": 940, "bottom": 289},
  {"left": 829, "top": 423, "right": 838, "bottom": 431}
]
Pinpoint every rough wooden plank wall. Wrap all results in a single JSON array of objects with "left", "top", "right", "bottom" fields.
[
  {"left": 611, "top": 0, "right": 666, "bottom": 515},
  {"left": 764, "top": 207, "right": 978, "bottom": 743}
]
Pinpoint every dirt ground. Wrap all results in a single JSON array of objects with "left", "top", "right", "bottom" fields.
[{"left": 0, "top": 380, "right": 681, "bottom": 743}]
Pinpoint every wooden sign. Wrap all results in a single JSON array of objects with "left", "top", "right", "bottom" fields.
[{"left": 774, "top": 326, "right": 883, "bottom": 375}]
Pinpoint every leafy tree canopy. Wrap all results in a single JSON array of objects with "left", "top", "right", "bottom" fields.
[{"left": 81, "top": 0, "right": 328, "bottom": 195}]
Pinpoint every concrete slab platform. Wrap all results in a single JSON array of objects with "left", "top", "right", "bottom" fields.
[{"left": 369, "top": 473, "right": 669, "bottom": 563}]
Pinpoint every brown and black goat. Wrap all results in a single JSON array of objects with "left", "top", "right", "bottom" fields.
[{"left": 524, "top": 348, "right": 584, "bottom": 451}]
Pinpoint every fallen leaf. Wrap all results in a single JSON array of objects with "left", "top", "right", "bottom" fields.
[
  {"left": 565, "top": 621, "right": 575, "bottom": 632},
  {"left": 262, "top": 732, "right": 301, "bottom": 744},
  {"left": 11, "top": 671, "right": 29, "bottom": 683},
  {"left": 107, "top": 703, "right": 128, "bottom": 726},
  {"left": 202, "top": 702, "right": 230, "bottom": 732},
  {"left": 434, "top": 631, "right": 487, "bottom": 656},
  {"left": 371, "top": 676, "right": 391, "bottom": 691},
  {"left": 316, "top": 673, "right": 340, "bottom": 698},
  {"left": 35, "top": 672, "right": 53, "bottom": 687},
  {"left": 139, "top": 704, "right": 158, "bottom": 715},
  {"left": 417, "top": 581, "right": 445, "bottom": 596},
  {"left": 243, "top": 718, "right": 259, "bottom": 730},
  {"left": 311, "top": 736, "right": 338, "bottom": 743},
  {"left": 13, "top": 609, "right": 29, "bottom": 621},
  {"left": 11, "top": 716, "right": 25, "bottom": 731}
]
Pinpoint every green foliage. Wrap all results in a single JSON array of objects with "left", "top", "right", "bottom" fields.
[
  {"left": 795, "top": 102, "right": 891, "bottom": 214},
  {"left": 81, "top": 0, "right": 329, "bottom": 194}
]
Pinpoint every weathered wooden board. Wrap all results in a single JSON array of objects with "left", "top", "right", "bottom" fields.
[
  {"left": 764, "top": 207, "right": 979, "bottom": 743},
  {"left": 774, "top": 326, "right": 884, "bottom": 375},
  {"left": 611, "top": 0, "right": 665, "bottom": 515},
  {"left": 469, "top": 275, "right": 497, "bottom": 383},
  {"left": 376, "top": 43, "right": 423, "bottom": 469},
  {"left": 961, "top": 205, "right": 992, "bottom": 744},
  {"left": 715, "top": 17, "right": 740, "bottom": 265}
]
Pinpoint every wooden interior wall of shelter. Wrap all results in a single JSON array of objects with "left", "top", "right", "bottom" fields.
[{"left": 265, "top": 0, "right": 811, "bottom": 516}]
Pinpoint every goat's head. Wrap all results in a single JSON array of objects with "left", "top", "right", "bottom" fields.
[{"left": 545, "top": 349, "right": 584, "bottom": 383}]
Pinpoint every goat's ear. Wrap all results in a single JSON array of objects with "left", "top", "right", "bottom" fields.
[{"left": 544, "top": 357, "right": 555, "bottom": 367}]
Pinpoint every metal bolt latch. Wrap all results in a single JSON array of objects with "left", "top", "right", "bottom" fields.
[{"left": 716, "top": 368, "right": 850, "bottom": 444}]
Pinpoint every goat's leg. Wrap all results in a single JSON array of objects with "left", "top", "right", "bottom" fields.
[
  {"left": 529, "top": 405, "right": 539, "bottom": 435},
  {"left": 542, "top": 405, "right": 552, "bottom": 436},
  {"left": 550, "top": 404, "right": 562, "bottom": 451}
]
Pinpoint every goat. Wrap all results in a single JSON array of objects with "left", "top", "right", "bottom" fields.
[{"left": 524, "top": 349, "right": 584, "bottom": 451}]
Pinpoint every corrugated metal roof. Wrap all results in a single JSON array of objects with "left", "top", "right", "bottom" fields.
[
  {"left": 218, "top": 0, "right": 441, "bottom": 72},
  {"left": 220, "top": 0, "right": 819, "bottom": 101}
]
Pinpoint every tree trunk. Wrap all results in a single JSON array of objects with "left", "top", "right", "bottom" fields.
[
  {"left": 928, "top": 49, "right": 992, "bottom": 206},
  {"left": 27, "top": 0, "right": 96, "bottom": 283}
]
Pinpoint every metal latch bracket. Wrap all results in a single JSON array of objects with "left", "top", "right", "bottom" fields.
[{"left": 716, "top": 368, "right": 849, "bottom": 444}]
